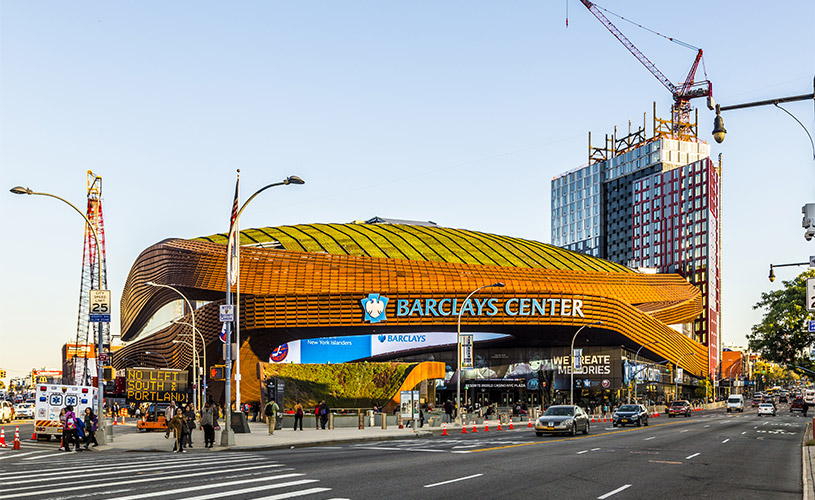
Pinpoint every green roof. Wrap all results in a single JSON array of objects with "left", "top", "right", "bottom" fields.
[{"left": 194, "top": 222, "right": 632, "bottom": 273}]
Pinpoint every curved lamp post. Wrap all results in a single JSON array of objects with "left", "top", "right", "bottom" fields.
[
  {"left": 674, "top": 352, "right": 694, "bottom": 400},
  {"left": 455, "top": 282, "right": 504, "bottom": 425},
  {"left": 631, "top": 341, "right": 660, "bottom": 404},
  {"left": 145, "top": 351, "right": 169, "bottom": 369},
  {"left": 145, "top": 282, "right": 198, "bottom": 414},
  {"left": 569, "top": 321, "right": 603, "bottom": 405},
  {"left": 173, "top": 320, "right": 207, "bottom": 406},
  {"left": 10, "top": 185, "right": 108, "bottom": 444},
  {"left": 222, "top": 174, "right": 304, "bottom": 446}
]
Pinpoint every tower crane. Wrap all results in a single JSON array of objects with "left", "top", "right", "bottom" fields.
[{"left": 579, "top": 1, "right": 713, "bottom": 140}]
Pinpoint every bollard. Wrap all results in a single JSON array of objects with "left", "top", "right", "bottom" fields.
[
  {"left": 358, "top": 412, "right": 364, "bottom": 430},
  {"left": 381, "top": 413, "right": 387, "bottom": 430},
  {"left": 328, "top": 412, "right": 334, "bottom": 430},
  {"left": 368, "top": 410, "right": 375, "bottom": 427}
]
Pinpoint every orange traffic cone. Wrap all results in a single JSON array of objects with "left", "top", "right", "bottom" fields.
[
  {"left": 484, "top": 421, "right": 489, "bottom": 432},
  {"left": 12, "top": 426, "right": 21, "bottom": 450},
  {"left": 497, "top": 420, "right": 503, "bottom": 431},
  {"left": 527, "top": 418, "right": 533, "bottom": 428},
  {"left": 442, "top": 423, "right": 448, "bottom": 436},
  {"left": 113, "top": 418, "right": 118, "bottom": 425},
  {"left": 509, "top": 420, "right": 515, "bottom": 430},
  {"left": 0, "top": 427, "right": 6, "bottom": 448},
  {"left": 30, "top": 431, "right": 37, "bottom": 440},
  {"left": 472, "top": 423, "right": 477, "bottom": 433},
  {"left": 461, "top": 424, "right": 467, "bottom": 434}
]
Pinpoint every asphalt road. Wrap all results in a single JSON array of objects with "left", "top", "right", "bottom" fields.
[{"left": 0, "top": 407, "right": 806, "bottom": 499}]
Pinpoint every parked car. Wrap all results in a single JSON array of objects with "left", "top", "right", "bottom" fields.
[
  {"left": 13, "top": 402, "right": 34, "bottom": 419},
  {"left": 0, "top": 400, "right": 14, "bottom": 423},
  {"left": 612, "top": 404, "right": 649, "bottom": 427},
  {"left": 757, "top": 402, "right": 776, "bottom": 417},
  {"left": 534, "top": 405, "right": 590, "bottom": 436},
  {"left": 667, "top": 400, "right": 692, "bottom": 418}
]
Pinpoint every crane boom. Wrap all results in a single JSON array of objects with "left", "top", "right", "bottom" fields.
[{"left": 579, "top": 0, "right": 677, "bottom": 95}]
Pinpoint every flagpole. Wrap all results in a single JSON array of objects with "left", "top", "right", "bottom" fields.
[{"left": 235, "top": 171, "right": 242, "bottom": 414}]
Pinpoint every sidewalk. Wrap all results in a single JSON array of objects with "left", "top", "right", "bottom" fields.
[{"left": 93, "top": 420, "right": 436, "bottom": 453}]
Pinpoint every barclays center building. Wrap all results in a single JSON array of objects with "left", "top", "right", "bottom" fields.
[{"left": 112, "top": 217, "right": 707, "bottom": 408}]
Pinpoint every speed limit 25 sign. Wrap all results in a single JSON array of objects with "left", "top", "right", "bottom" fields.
[{"left": 89, "top": 289, "right": 111, "bottom": 322}]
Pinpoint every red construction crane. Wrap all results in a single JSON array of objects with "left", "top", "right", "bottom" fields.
[{"left": 579, "top": 0, "right": 713, "bottom": 139}]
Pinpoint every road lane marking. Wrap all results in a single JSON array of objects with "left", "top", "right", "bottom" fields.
[
  {"left": 591, "top": 448, "right": 601, "bottom": 451},
  {"left": 598, "top": 484, "right": 631, "bottom": 499},
  {"left": 680, "top": 430, "right": 689, "bottom": 433},
  {"left": 686, "top": 453, "right": 700, "bottom": 459},
  {"left": 424, "top": 474, "right": 483, "bottom": 488},
  {"left": 722, "top": 439, "right": 730, "bottom": 443},
  {"left": 117, "top": 478, "right": 318, "bottom": 500},
  {"left": 704, "top": 425, "right": 710, "bottom": 428},
  {"left": 467, "top": 420, "right": 689, "bottom": 453},
  {"left": 644, "top": 436, "right": 655, "bottom": 441},
  {"left": 742, "top": 431, "right": 747, "bottom": 434},
  {"left": 649, "top": 460, "right": 682, "bottom": 464},
  {"left": 577, "top": 450, "right": 588, "bottom": 454}
]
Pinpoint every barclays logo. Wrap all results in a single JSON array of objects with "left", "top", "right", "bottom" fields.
[
  {"left": 378, "top": 335, "right": 387, "bottom": 343},
  {"left": 361, "top": 294, "right": 389, "bottom": 323}
]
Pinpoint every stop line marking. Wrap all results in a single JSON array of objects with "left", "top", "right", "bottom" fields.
[{"left": 598, "top": 484, "right": 631, "bottom": 499}]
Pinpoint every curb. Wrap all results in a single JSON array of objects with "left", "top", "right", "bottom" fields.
[
  {"left": 804, "top": 421, "right": 813, "bottom": 500},
  {"left": 93, "top": 429, "right": 435, "bottom": 453}
]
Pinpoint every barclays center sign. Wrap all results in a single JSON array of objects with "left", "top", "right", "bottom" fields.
[{"left": 360, "top": 293, "right": 587, "bottom": 324}]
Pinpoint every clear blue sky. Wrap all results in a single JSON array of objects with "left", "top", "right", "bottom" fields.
[{"left": 1, "top": 1, "right": 813, "bottom": 380}]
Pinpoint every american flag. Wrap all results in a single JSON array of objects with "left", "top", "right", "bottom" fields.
[
  {"left": 219, "top": 323, "right": 227, "bottom": 343},
  {"left": 227, "top": 174, "right": 240, "bottom": 285}
]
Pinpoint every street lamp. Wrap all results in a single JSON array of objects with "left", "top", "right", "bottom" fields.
[
  {"left": 569, "top": 321, "right": 603, "bottom": 405},
  {"left": 675, "top": 352, "right": 694, "bottom": 400},
  {"left": 10, "top": 185, "right": 108, "bottom": 444},
  {"left": 145, "top": 282, "right": 198, "bottom": 414},
  {"left": 455, "top": 282, "right": 504, "bottom": 425},
  {"left": 222, "top": 174, "right": 304, "bottom": 446},
  {"left": 172, "top": 339, "right": 201, "bottom": 405},
  {"left": 173, "top": 320, "right": 207, "bottom": 407},
  {"left": 631, "top": 341, "right": 660, "bottom": 404},
  {"left": 768, "top": 261, "right": 809, "bottom": 282},
  {"left": 145, "top": 351, "right": 169, "bottom": 369},
  {"left": 711, "top": 76, "right": 815, "bottom": 156}
]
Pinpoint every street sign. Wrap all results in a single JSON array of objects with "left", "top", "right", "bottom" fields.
[
  {"left": 810, "top": 256, "right": 815, "bottom": 267},
  {"left": 99, "top": 352, "right": 108, "bottom": 362},
  {"left": 809, "top": 320, "right": 815, "bottom": 333},
  {"left": 807, "top": 278, "right": 815, "bottom": 313},
  {"left": 573, "top": 348, "right": 583, "bottom": 371},
  {"left": 460, "top": 334, "right": 473, "bottom": 369},
  {"left": 89, "top": 289, "right": 111, "bottom": 322},
  {"left": 219, "top": 304, "right": 234, "bottom": 322},
  {"left": 675, "top": 367, "right": 684, "bottom": 383}
]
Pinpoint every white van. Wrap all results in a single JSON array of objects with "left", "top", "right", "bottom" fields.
[{"left": 726, "top": 394, "right": 744, "bottom": 413}]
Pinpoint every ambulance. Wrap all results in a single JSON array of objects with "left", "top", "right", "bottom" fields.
[{"left": 34, "top": 384, "right": 98, "bottom": 440}]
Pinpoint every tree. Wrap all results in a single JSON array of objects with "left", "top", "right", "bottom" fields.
[
  {"left": 695, "top": 377, "right": 713, "bottom": 400},
  {"left": 749, "top": 269, "right": 815, "bottom": 374}
]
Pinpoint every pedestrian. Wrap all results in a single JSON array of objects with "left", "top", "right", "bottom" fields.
[
  {"left": 62, "top": 405, "right": 82, "bottom": 452},
  {"left": 315, "top": 403, "right": 321, "bottom": 429},
  {"left": 58, "top": 408, "right": 67, "bottom": 451},
  {"left": 804, "top": 402, "right": 810, "bottom": 417},
  {"left": 264, "top": 397, "right": 280, "bottom": 435},
  {"left": 213, "top": 403, "right": 221, "bottom": 430},
  {"left": 200, "top": 402, "right": 215, "bottom": 448},
  {"left": 184, "top": 404, "right": 196, "bottom": 447},
  {"left": 83, "top": 408, "right": 99, "bottom": 449},
  {"left": 319, "top": 400, "right": 329, "bottom": 429},
  {"left": 443, "top": 400, "right": 453, "bottom": 423},
  {"left": 293, "top": 401, "right": 304, "bottom": 431},
  {"left": 165, "top": 408, "right": 186, "bottom": 452}
]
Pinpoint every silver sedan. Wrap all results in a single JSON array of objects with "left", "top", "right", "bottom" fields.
[{"left": 535, "top": 405, "right": 590, "bottom": 436}]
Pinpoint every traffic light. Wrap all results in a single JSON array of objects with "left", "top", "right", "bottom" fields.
[
  {"left": 0, "top": 370, "right": 6, "bottom": 378},
  {"left": 210, "top": 365, "right": 226, "bottom": 381},
  {"left": 665, "top": 363, "right": 673, "bottom": 374}
]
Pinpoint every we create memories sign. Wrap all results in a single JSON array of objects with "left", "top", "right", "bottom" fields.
[{"left": 125, "top": 368, "right": 188, "bottom": 403}]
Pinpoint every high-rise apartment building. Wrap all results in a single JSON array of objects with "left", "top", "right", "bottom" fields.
[{"left": 551, "top": 116, "right": 721, "bottom": 378}]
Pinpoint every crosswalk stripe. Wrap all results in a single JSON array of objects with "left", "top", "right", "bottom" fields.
[
  {"left": 0, "top": 464, "right": 290, "bottom": 499},
  {"left": 157, "top": 480, "right": 322, "bottom": 500},
  {"left": 111, "top": 474, "right": 311, "bottom": 500},
  {"left": 0, "top": 451, "right": 47, "bottom": 460},
  {"left": 3, "top": 456, "right": 255, "bottom": 485},
  {"left": 255, "top": 488, "right": 334, "bottom": 500}
]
